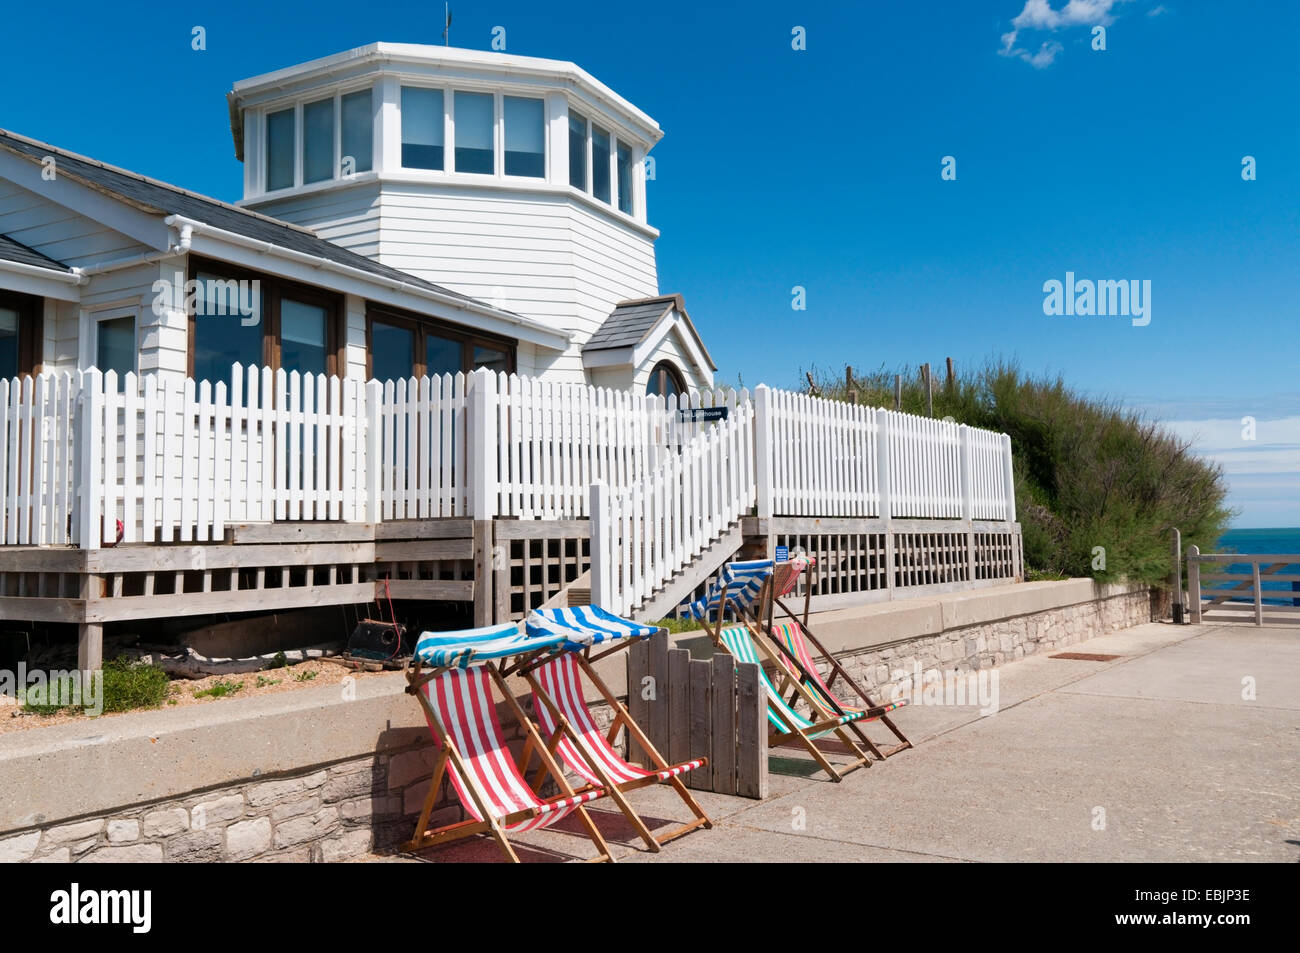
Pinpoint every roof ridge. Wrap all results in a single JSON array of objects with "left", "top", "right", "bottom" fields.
[{"left": 0, "top": 127, "right": 320, "bottom": 238}]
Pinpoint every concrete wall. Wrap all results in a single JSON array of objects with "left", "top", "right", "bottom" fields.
[{"left": 0, "top": 578, "right": 1157, "bottom": 863}]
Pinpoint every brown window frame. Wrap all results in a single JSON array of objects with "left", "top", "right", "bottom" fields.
[
  {"left": 186, "top": 256, "right": 344, "bottom": 381},
  {"left": 647, "top": 359, "right": 686, "bottom": 397},
  {"left": 365, "top": 302, "right": 517, "bottom": 381},
  {"left": 0, "top": 290, "right": 44, "bottom": 379}
]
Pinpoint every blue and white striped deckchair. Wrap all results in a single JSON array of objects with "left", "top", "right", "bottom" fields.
[
  {"left": 525, "top": 605, "right": 660, "bottom": 654},
  {"left": 714, "top": 623, "right": 875, "bottom": 781},
  {"left": 414, "top": 622, "right": 568, "bottom": 670},
  {"left": 683, "top": 559, "right": 774, "bottom": 622}
]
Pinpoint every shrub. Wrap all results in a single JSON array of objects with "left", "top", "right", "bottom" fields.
[
  {"left": 804, "top": 360, "right": 1231, "bottom": 586},
  {"left": 102, "top": 655, "right": 170, "bottom": 713},
  {"left": 23, "top": 655, "right": 169, "bottom": 715}
]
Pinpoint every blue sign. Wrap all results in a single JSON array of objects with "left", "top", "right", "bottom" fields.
[{"left": 775, "top": 545, "right": 789, "bottom": 563}]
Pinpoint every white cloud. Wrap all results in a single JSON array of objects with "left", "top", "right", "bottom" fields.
[{"left": 999, "top": 0, "right": 1129, "bottom": 67}]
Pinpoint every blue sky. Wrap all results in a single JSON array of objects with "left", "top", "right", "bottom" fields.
[{"left": 2, "top": 1, "right": 1296, "bottom": 526}]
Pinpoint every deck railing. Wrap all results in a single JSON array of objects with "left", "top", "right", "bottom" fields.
[
  {"left": 0, "top": 365, "right": 1016, "bottom": 549},
  {"left": 1186, "top": 546, "right": 1300, "bottom": 626}
]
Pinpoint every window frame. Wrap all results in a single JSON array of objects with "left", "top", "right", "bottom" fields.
[
  {"left": 186, "top": 257, "right": 344, "bottom": 382},
  {"left": 646, "top": 360, "right": 686, "bottom": 398},
  {"left": 0, "top": 290, "right": 43, "bottom": 379},
  {"left": 502, "top": 93, "right": 547, "bottom": 181},
  {"left": 364, "top": 302, "right": 517, "bottom": 381},
  {"left": 90, "top": 305, "right": 138, "bottom": 379},
  {"left": 450, "top": 89, "right": 498, "bottom": 177},
  {"left": 262, "top": 83, "right": 375, "bottom": 193},
  {"left": 399, "top": 84, "right": 448, "bottom": 172}
]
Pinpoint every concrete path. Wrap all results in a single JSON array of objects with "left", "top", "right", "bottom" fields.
[{"left": 379, "top": 621, "right": 1300, "bottom": 863}]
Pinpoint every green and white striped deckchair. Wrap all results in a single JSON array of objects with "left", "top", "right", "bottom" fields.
[{"left": 714, "top": 623, "right": 875, "bottom": 781}]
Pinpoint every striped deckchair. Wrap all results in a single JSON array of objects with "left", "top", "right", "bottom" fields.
[
  {"left": 683, "top": 558, "right": 774, "bottom": 621},
  {"left": 404, "top": 624, "right": 616, "bottom": 862},
  {"left": 713, "top": 623, "right": 878, "bottom": 781},
  {"left": 522, "top": 607, "right": 713, "bottom": 851},
  {"left": 760, "top": 560, "right": 912, "bottom": 761}
]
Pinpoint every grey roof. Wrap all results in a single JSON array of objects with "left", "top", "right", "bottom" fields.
[
  {"left": 0, "top": 128, "right": 495, "bottom": 310},
  {"left": 584, "top": 293, "right": 716, "bottom": 370},
  {"left": 0, "top": 232, "right": 70, "bottom": 272}
]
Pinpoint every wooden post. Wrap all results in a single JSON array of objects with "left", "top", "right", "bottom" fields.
[
  {"left": 753, "top": 384, "right": 774, "bottom": 519},
  {"left": 364, "top": 379, "right": 382, "bottom": 525},
  {"left": 1170, "top": 528, "right": 1183, "bottom": 623},
  {"left": 893, "top": 374, "right": 902, "bottom": 411},
  {"left": 844, "top": 365, "right": 857, "bottom": 405},
  {"left": 589, "top": 480, "right": 611, "bottom": 612},
  {"left": 1252, "top": 560, "right": 1263, "bottom": 626},
  {"left": 735, "top": 661, "right": 767, "bottom": 799},
  {"left": 78, "top": 622, "right": 103, "bottom": 675},
  {"left": 922, "top": 363, "right": 933, "bottom": 417},
  {"left": 76, "top": 368, "right": 103, "bottom": 549},
  {"left": 468, "top": 368, "right": 497, "bottom": 521},
  {"left": 1187, "top": 544, "right": 1202, "bottom": 623},
  {"left": 472, "top": 519, "right": 493, "bottom": 626},
  {"left": 945, "top": 356, "right": 955, "bottom": 397}
]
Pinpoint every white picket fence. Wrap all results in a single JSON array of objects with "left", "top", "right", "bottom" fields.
[
  {"left": 0, "top": 365, "right": 1015, "bottom": 550},
  {"left": 590, "top": 395, "right": 756, "bottom": 616}
]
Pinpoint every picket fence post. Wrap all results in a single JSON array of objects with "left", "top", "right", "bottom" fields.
[
  {"left": 364, "top": 379, "right": 382, "bottom": 525},
  {"left": 76, "top": 368, "right": 103, "bottom": 550},
  {"left": 589, "top": 479, "right": 612, "bottom": 612},
  {"left": 468, "top": 368, "right": 498, "bottom": 521},
  {"left": 1001, "top": 433, "right": 1017, "bottom": 522},
  {"left": 753, "top": 384, "right": 773, "bottom": 519}
]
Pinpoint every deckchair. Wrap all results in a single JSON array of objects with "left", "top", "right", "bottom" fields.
[
  {"left": 521, "top": 606, "right": 713, "bottom": 851},
  {"left": 684, "top": 559, "right": 881, "bottom": 780},
  {"left": 762, "top": 560, "right": 912, "bottom": 760},
  {"left": 403, "top": 622, "right": 617, "bottom": 863}
]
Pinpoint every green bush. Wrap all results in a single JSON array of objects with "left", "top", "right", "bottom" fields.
[
  {"left": 23, "top": 655, "right": 169, "bottom": 716},
  {"left": 102, "top": 655, "right": 170, "bottom": 713},
  {"left": 804, "top": 360, "right": 1231, "bottom": 586}
]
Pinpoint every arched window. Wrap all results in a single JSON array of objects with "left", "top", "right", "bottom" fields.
[{"left": 646, "top": 360, "right": 686, "bottom": 398}]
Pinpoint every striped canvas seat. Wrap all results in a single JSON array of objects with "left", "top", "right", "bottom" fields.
[
  {"left": 415, "top": 622, "right": 567, "bottom": 669},
  {"left": 716, "top": 624, "right": 868, "bottom": 737},
  {"left": 421, "top": 666, "right": 604, "bottom": 832},
  {"left": 532, "top": 654, "right": 702, "bottom": 787},
  {"left": 770, "top": 620, "right": 906, "bottom": 722},
  {"left": 683, "top": 559, "right": 774, "bottom": 621},
  {"left": 526, "top": 605, "right": 659, "bottom": 649}
]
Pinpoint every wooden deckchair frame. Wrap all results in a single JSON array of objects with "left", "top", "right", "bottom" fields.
[
  {"left": 694, "top": 576, "right": 875, "bottom": 782},
  {"left": 403, "top": 658, "right": 616, "bottom": 863},
  {"left": 519, "top": 638, "right": 713, "bottom": 852},
  {"left": 757, "top": 565, "right": 912, "bottom": 761}
]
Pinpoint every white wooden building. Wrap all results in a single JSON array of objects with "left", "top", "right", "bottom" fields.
[
  {"left": 0, "top": 43, "right": 713, "bottom": 397},
  {"left": 0, "top": 44, "right": 1020, "bottom": 673}
]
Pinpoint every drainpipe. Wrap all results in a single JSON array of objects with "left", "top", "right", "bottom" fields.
[{"left": 70, "top": 221, "right": 193, "bottom": 278}]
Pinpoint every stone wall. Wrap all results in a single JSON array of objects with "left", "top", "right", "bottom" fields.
[
  {"left": 0, "top": 739, "right": 487, "bottom": 864},
  {"left": 834, "top": 585, "right": 1157, "bottom": 696}
]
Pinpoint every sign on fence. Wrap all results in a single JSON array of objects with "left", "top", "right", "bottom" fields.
[{"left": 678, "top": 406, "right": 729, "bottom": 423}]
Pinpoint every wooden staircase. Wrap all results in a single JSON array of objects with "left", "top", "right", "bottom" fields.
[{"left": 546, "top": 522, "right": 744, "bottom": 621}]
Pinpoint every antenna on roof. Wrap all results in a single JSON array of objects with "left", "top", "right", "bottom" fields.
[{"left": 443, "top": 3, "right": 452, "bottom": 46}]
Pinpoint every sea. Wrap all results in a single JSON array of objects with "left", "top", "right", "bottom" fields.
[{"left": 1210, "top": 528, "right": 1300, "bottom": 607}]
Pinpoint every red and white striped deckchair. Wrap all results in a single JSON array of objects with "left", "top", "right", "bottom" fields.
[
  {"left": 527, "top": 651, "right": 712, "bottom": 851},
  {"left": 761, "top": 558, "right": 912, "bottom": 762},
  {"left": 406, "top": 662, "right": 616, "bottom": 862}
]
